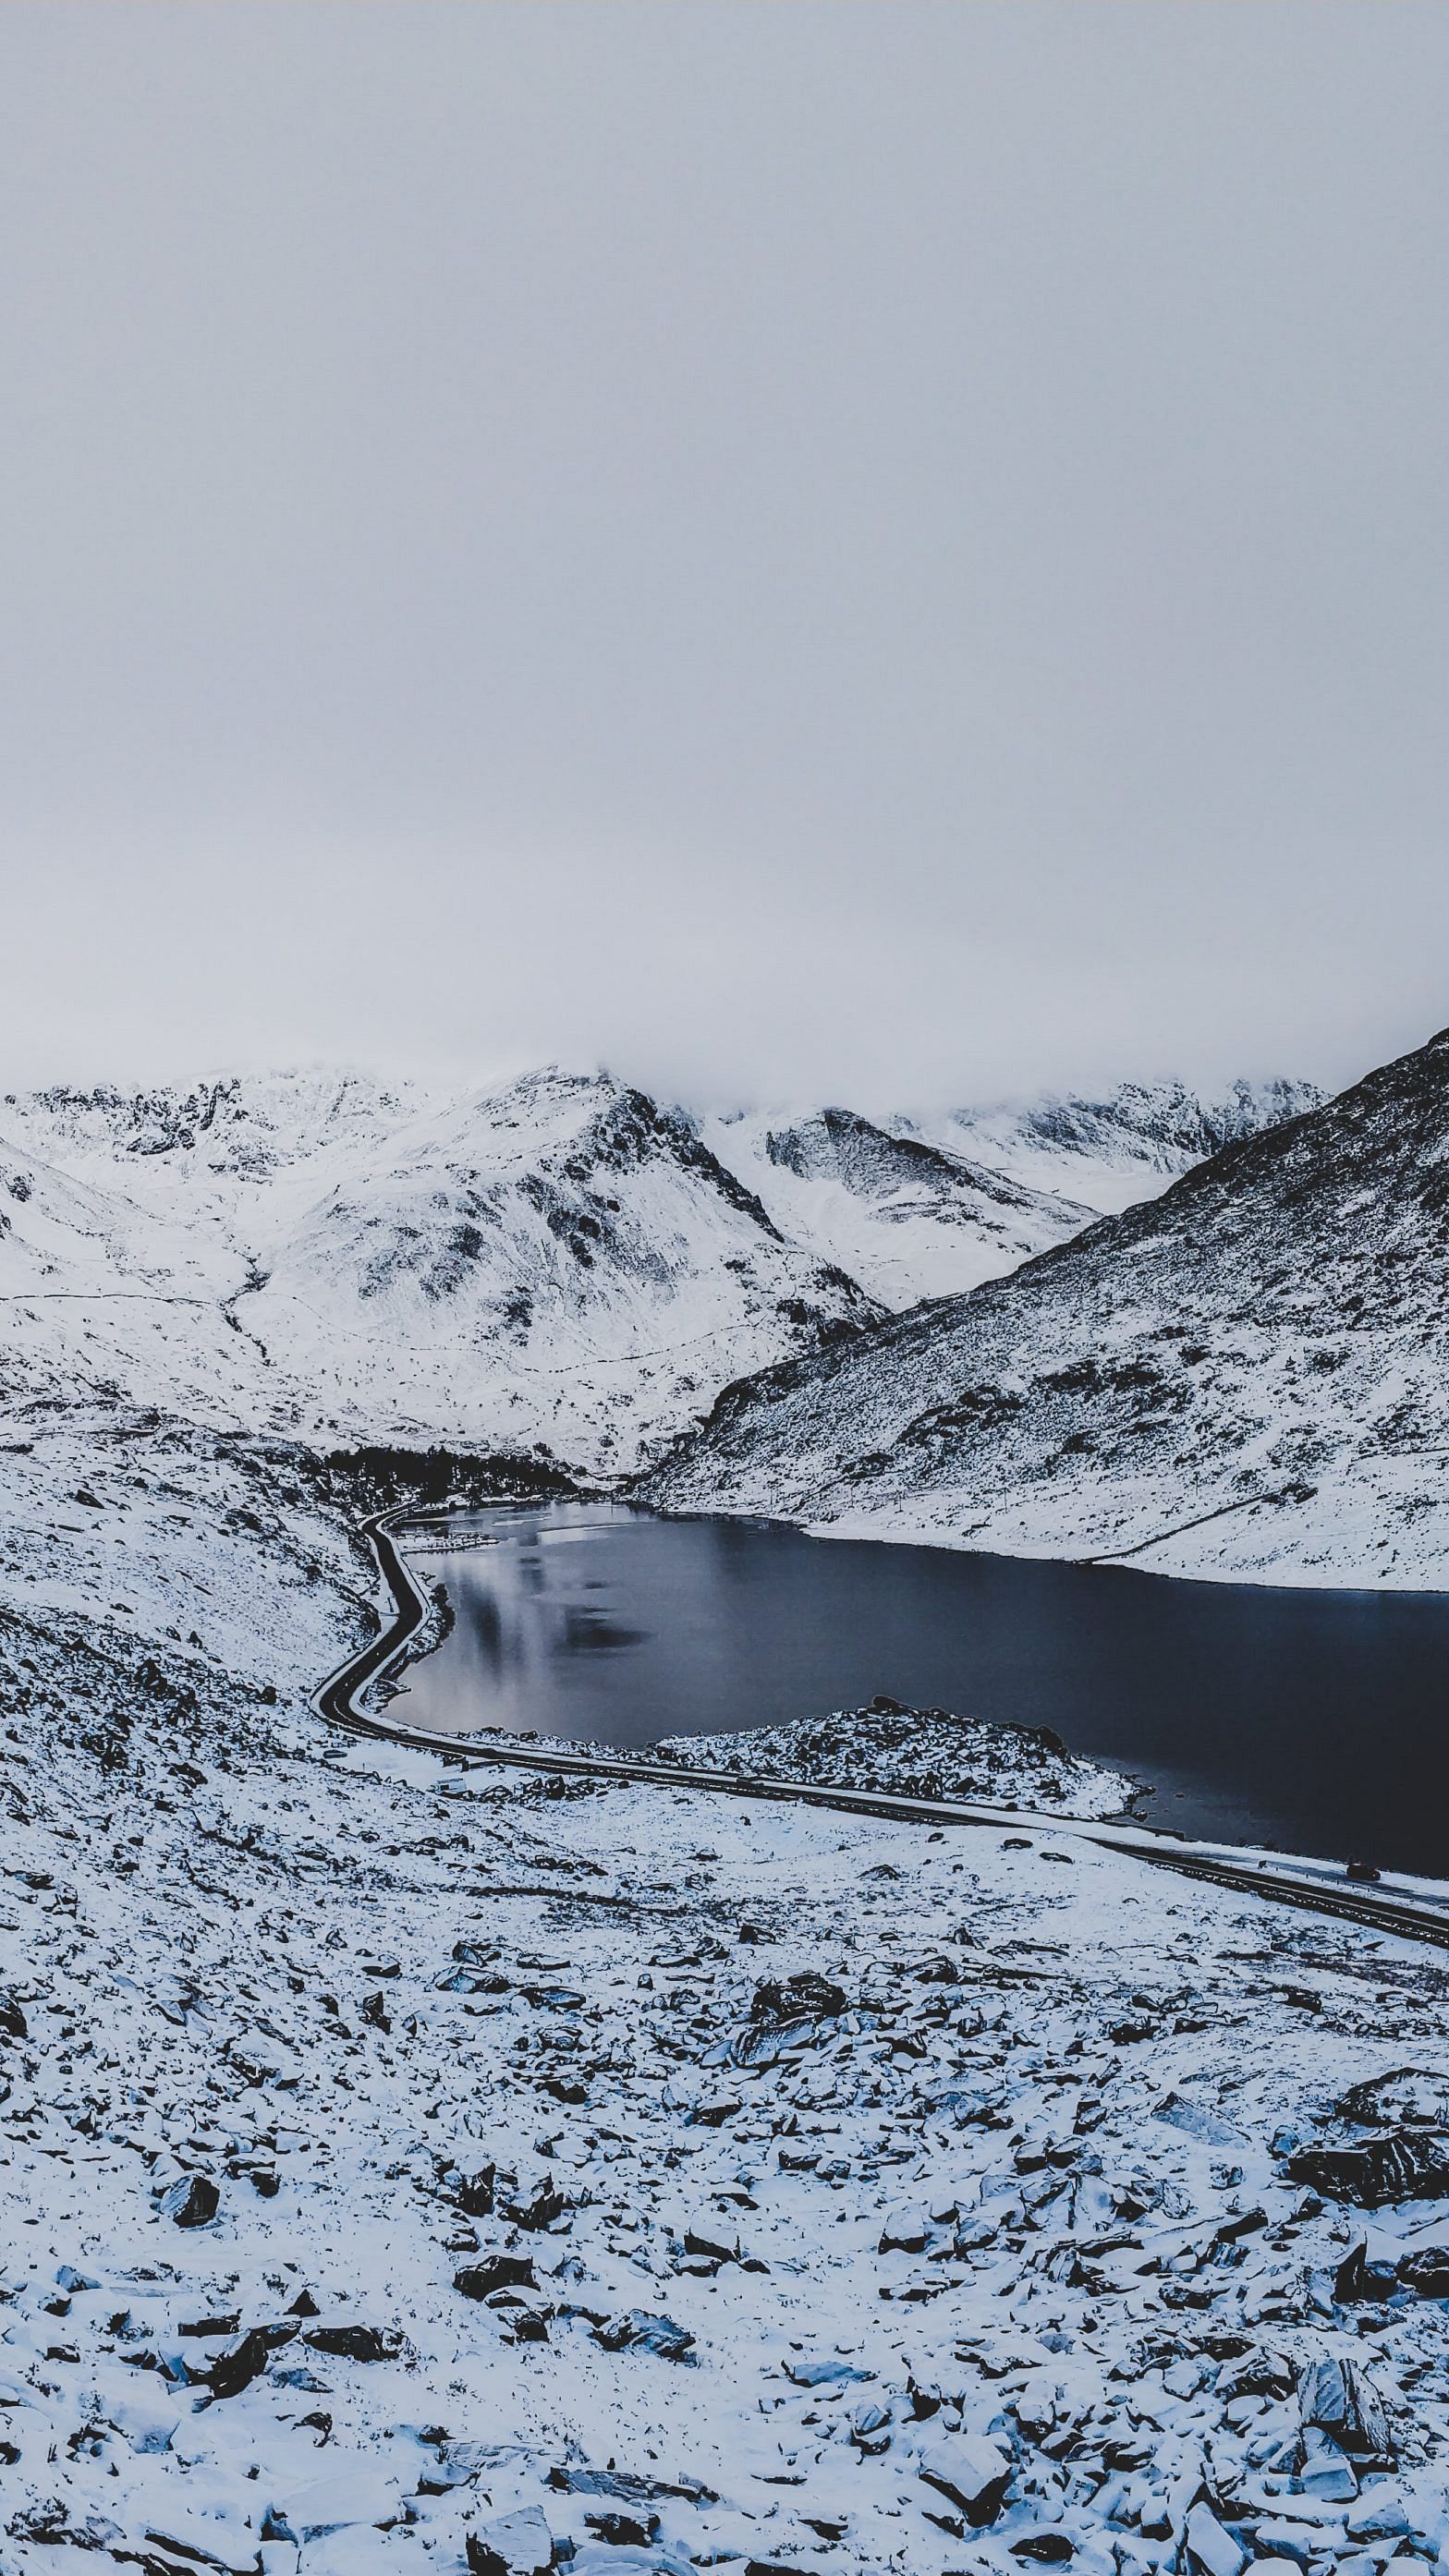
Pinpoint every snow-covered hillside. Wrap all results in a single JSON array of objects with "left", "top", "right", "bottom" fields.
[
  {"left": 7, "top": 1059, "right": 1449, "bottom": 2570},
  {"left": 923, "top": 1077, "right": 1325, "bottom": 1220},
  {"left": 7, "top": 1406, "right": 1449, "bottom": 2576},
  {"left": 644, "top": 1030, "right": 1449, "bottom": 1588},
  {"left": 700, "top": 1106, "right": 1097, "bottom": 1306},
  {"left": 0, "top": 1063, "right": 1313, "bottom": 1476},
  {"left": 0, "top": 1072, "right": 882, "bottom": 1474}
]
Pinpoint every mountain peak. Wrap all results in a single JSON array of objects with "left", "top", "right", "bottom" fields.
[{"left": 644, "top": 1026, "right": 1449, "bottom": 1590}]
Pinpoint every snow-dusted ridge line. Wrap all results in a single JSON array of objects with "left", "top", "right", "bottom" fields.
[
  {"left": 317, "top": 1508, "right": 1449, "bottom": 1952},
  {"left": 644, "top": 1026, "right": 1449, "bottom": 1587}
]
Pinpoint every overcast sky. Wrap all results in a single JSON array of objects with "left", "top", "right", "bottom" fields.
[{"left": 1, "top": 4, "right": 1446, "bottom": 1109}]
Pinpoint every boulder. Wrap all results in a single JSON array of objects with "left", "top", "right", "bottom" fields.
[
  {"left": 1152, "top": 2093, "right": 1243, "bottom": 2147},
  {"left": 201, "top": 2325, "right": 298, "bottom": 2402},
  {"left": 1299, "top": 2354, "right": 1396, "bottom": 2465},
  {"left": 1396, "top": 2246, "right": 1449, "bottom": 2297},
  {"left": 454, "top": 2255, "right": 537, "bottom": 2302},
  {"left": 303, "top": 2324, "right": 397, "bottom": 2362},
  {"left": 918, "top": 2432, "right": 1012, "bottom": 2526},
  {"left": 160, "top": 2173, "right": 219, "bottom": 2229},
  {"left": 501, "top": 2184, "right": 568, "bottom": 2231},
  {"left": 1297, "top": 2427, "right": 1359, "bottom": 2500},
  {"left": 585, "top": 2509, "right": 659, "bottom": 2547},
  {"left": 879, "top": 2207, "right": 933, "bottom": 2254},
  {"left": 1184, "top": 2502, "right": 1249, "bottom": 2576},
  {"left": 464, "top": 2508, "right": 555, "bottom": 2574},
  {"left": 1346, "top": 2492, "right": 1412, "bottom": 2543},
  {"left": 1286, "top": 2130, "right": 1449, "bottom": 2210},
  {"left": 750, "top": 1972, "right": 847, "bottom": 2026},
  {"left": 1333, "top": 2243, "right": 1400, "bottom": 2303},
  {"left": 591, "top": 2308, "right": 696, "bottom": 2363}
]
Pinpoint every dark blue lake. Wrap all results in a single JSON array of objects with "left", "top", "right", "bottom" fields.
[{"left": 391, "top": 1501, "right": 1449, "bottom": 1871}]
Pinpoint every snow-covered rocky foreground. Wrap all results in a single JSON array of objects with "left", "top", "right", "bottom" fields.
[
  {"left": 6, "top": 1413, "right": 1449, "bottom": 2576},
  {"left": 651, "top": 1703, "right": 1138, "bottom": 1820}
]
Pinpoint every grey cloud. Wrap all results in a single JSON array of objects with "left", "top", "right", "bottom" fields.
[{"left": 1, "top": 3, "right": 1445, "bottom": 1101}]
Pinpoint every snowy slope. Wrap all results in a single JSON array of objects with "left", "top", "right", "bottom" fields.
[
  {"left": 927, "top": 1075, "right": 1325, "bottom": 1218},
  {"left": 0, "top": 1063, "right": 1318, "bottom": 1478},
  {"left": 700, "top": 1104, "right": 1097, "bottom": 1306},
  {"left": 0, "top": 1125, "right": 262, "bottom": 1422},
  {"left": 0, "top": 1071, "right": 883, "bottom": 1474},
  {"left": 243, "top": 1070, "right": 883, "bottom": 1472},
  {"left": 700, "top": 1082, "right": 1320, "bottom": 1303},
  {"left": 7, "top": 1413, "right": 1449, "bottom": 2575},
  {"left": 645, "top": 1029, "right": 1449, "bottom": 1588}
]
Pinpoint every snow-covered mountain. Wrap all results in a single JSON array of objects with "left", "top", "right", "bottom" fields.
[
  {"left": 699, "top": 1103, "right": 1097, "bottom": 1306},
  {"left": 919, "top": 1075, "right": 1325, "bottom": 1218},
  {"left": 0, "top": 1070, "right": 883, "bottom": 1472},
  {"left": 644, "top": 1029, "right": 1449, "bottom": 1587},
  {"left": 241, "top": 1070, "right": 886, "bottom": 1472},
  {"left": 0, "top": 1060, "right": 1318, "bottom": 1477}
]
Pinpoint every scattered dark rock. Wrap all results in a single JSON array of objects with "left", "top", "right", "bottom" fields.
[
  {"left": 454, "top": 2256, "right": 537, "bottom": 2303},
  {"left": 503, "top": 2185, "right": 569, "bottom": 2231},
  {"left": 304, "top": 2324, "right": 397, "bottom": 2362},
  {"left": 683, "top": 2230, "right": 738, "bottom": 2266},
  {"left": 591, "top": 2308, "right": 696, "bottom": 2362},
  {"left": 1215, "top": 2347, "right": 1296, "bottom": 2402},
  {"left": 586, "top": 2509, "right": 658, "bottom": 2546},
  {"left": 1397, "top": 2246, "right": 1449, "bottom": 2298},
  {"left": 750, "top": 1972, "right": 846, "bottom": 2026},
  {"left": 447, "top": 2163, "right": 497, "bottom": 2218},
  {"left": 684, "top": 2098, "right": 743, "bottom": 2130},
  {"left": 202, "top": 2323, "right": 298, "bottom": 2401},
  {"left": 547, "top": 2466, "right": 717, "bottom": 2507},
  {"left": 918, "top": 2431, "right": 1011, "bottom": 2525},
  {"left": 879, "top": 2211, "right": 932, "bottom": 2254},
  {"left": 464, "top": 2506, "right": 555, "bottom": 2575},
  {"left": 1298, "top": 2353, "right": 1396, "bottom": 2464},
  {"left": 1286, "top": 2129, "right": 1449, "bottom": 2209},
  {"left": 160, "top": 2173, "right": 219, "bottom": 2229},
  {"left": 1333, "top": 2243, "right": 1400, "bottom": 2304}
]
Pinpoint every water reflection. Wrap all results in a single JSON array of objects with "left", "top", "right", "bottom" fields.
[{"left": 389, "top": 1502, "right": 1449, "bottom": 1871}]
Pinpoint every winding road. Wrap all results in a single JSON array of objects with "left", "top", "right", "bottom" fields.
[{"left": 312, "top": 1509, "right": 1449, "bottom": 1954}]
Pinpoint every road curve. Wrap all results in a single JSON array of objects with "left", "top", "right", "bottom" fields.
[{"left": 312, "top": 1509, "right": 1449, "bottom": 1955}]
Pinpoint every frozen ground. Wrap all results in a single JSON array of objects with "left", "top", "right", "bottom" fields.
[
  {"left": 5, "top": 1413, "right": 1449, "bottom": 2575},
  {"left": 652, "top": 1702, "right": 1138, "bottom": 1822}
]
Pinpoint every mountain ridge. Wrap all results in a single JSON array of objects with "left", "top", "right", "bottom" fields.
[
  {"left": 642, "top": 1026, "right": 1449, "bottom": 1587},
  {"left": 0, "top": 1057, "right": 1324, "bottom": 1485}
]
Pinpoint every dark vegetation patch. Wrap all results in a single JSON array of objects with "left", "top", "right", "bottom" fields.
[{"left": 314, "top": 1445, "right": 586, "bottom": 1519}]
